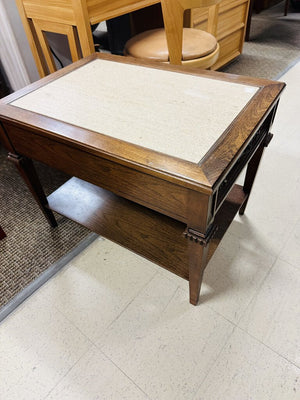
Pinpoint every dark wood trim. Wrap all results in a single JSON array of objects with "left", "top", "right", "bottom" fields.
[
  {"left": 0, "top": 53, "right": 285, "bottom": 196},
  {"left": 0, "top": 116, "right": 211, "bottom": 193},
  {"left": 200, "top": 87, "right": 284, "bottom": 185}
]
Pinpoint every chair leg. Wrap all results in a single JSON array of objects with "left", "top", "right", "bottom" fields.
[
  {"left": 284, "top": 0, "right": 289, "bottom": 15},
  {"left": 66, "top": 26, "right": 82, "bottom": 62},
  {"left": 0, "top": 225, "right": 6, "bottom": 240}
]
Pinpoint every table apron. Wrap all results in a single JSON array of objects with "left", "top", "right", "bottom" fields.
[{"left": 3, "top": 123, "right": 213, "bottom": 227}]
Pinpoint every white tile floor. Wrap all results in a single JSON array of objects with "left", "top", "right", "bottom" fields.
[{"left": 0, "top": 62, "right": 299, "bottom": 399}]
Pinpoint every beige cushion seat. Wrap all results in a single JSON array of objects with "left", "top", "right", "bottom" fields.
[
  {"left": 125, "top": 28, "right": 218, "bottom": 62},
  {"left": 124, "top": 0, "right": 221, "bottom": 69}
]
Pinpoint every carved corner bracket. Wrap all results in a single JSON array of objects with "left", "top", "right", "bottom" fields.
[{"left": 183, "top": 225, "right": 218, "bottom": 246}]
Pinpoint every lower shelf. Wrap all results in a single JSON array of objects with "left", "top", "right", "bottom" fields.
[{"left": 47, "top": 177, "right": 246, "bottom": 280}]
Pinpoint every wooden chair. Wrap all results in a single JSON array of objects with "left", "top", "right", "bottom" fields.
[
  {"left": 15, "top": 0, "right": 84, "bottom": 77},
  {"left": 31, "top": 20, "right": 82, "bottom": 75},
  {"left": 124, "top": 0, "right": 221, "bottom": 68}
]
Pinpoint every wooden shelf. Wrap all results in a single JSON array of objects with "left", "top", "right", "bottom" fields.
[
  {"left": 48, "top": 177, "right": 188, "bottom": 279},
  {"left": 47, "top": 178, "right": 246, "bottom": 280}
]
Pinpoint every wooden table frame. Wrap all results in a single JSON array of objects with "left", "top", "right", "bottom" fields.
[{"left": 0, "top": 54, "right": 284, "bottom": 305}]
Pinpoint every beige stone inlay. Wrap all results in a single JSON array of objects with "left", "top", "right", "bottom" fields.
[{"left": 12, "top": 59, "right": 258, "bottom": 163}]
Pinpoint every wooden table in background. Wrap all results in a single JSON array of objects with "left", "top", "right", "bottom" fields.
[
  {"left": 15, "top": 0, "right": 250, "bottom": 77},
  {"left": 0, "top": 54, "right": 284, "bottom": 304}
]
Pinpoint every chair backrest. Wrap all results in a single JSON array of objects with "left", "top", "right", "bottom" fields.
[{"left": 161, "top": 0, "right": 222, "bottom": 65}]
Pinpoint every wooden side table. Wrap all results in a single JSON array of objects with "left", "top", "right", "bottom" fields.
[{"left": 0, "top": 54, "right": 284, "bottom": 304}]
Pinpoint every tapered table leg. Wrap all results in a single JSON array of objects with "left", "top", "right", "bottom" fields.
[
  {"left": 0, "top": 225, "right": 6, "bottom": 240},
  {"left": 239, "top": 133, "right": 273, "bottom": 215},
  {"left": 188, "top": 239, "right": 210, "bottom": 305},
  {"left": 8, "top": 153, "right": 57, "bottom": 227}
]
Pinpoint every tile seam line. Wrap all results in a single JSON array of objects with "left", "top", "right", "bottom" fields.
[
  {"left": 235, "top": 325, "right": 300, "bottom": 370},
  {"left": 92, "top": 272, "right": 180, "bottom": 400},
  {"left": 48, "top": 299, "right": 97, "bottom": 347},
  {"left": 277, "top": 256, "right": 300, "bottom": 271},
  {"left": 160, "top": 284, "right": 182, "bottom": 315},
  {"left": 42, "top": 345, "right": 95, "bottom": 400},
  {"left": 192, "top": 324, "right": 300, "bottom": 400},
  {"left": 205, "top": 302, "right": 239, "bottom": 327},
  {"left": 191, "top": 325, "right": 238, "bottom": 399},
  {"left": 234, "top": 252, "right": 279, "bottom": 326},
  {"left": 97, "top": 348, "right": 153, "bottom": 400},
  {"left": 45, "top": 260, "right": 158, "bottom": 348},
  {"left": 96, "top": 270, "right": 160, "bottom": 338},
  {"left": 274, "top": 215, "right": 300, "bottom": 259},
  {"left": 275, "top": 214, "right": 300, "bottom": 269}
]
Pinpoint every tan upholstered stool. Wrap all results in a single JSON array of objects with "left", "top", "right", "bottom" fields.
[
  {"left": 124, "top": 0, "right": 221, "bottom": 69},
  {"left": 125, "top": 28, "right": 219, "bottom": 66}
]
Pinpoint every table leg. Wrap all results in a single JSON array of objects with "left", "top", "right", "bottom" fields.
[
  {"left": 188, "top": 240, "right": 210, "bottom": 305},
  {"left": 0, "top": 225, "right": 6, "bottom": 240},
  {"left": 284, "top": 0, "right": 289, "bottom": 16},
  {"left": 239, "top": 133, "right": 272, "bottom": 215},
  {"left": 72, "top": 0, "right": 95, "bottom": 57},
  {"left": 8, "top": 153, "right": 57, "bottom": 227},
  {"left": 185, "top": 191, "right": 213, "bottom": 305}
]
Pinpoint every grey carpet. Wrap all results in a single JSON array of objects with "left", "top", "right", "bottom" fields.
[
  {"left": 221, "top": 1, "right": 300, "bottom": 78},
  {"left": 0, "top": 151, "right": 90, "bottom": 309},
  {"left": 0, "top": 1, "right": 299, "bottom": 313}
]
